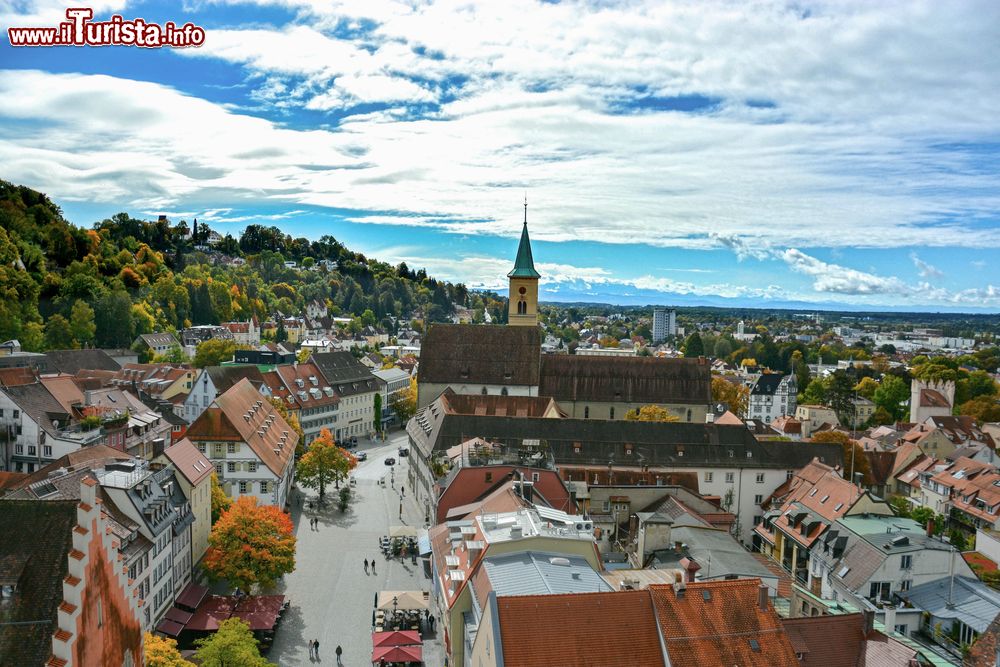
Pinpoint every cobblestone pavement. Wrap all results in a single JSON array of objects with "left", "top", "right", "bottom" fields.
[{"left": 268, "top": 430, "right": 444, "bottom": 667}]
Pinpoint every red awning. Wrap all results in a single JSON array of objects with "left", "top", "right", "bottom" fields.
[
  {"left": 176, "top": 582, "right": 209, "bottom": 611},
  {"left": 371, "top": 644, "right": 422, "bottom": 663},
  {"left": 233, "top": 595, "right": 285, "bottom": 630},
  {"left": 372, "top": 630, "right": 421, "bottom": 648},
  {"left": 164, "top": 607, "right": 194, "bottom": 625},
  {"left": 187, "top": 595, "right": 236, "bottom": 631},
  {"left": 155, "top": 619, "right": 184, "bottom": 637}
]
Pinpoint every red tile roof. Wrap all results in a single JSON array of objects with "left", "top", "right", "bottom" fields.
[
  {"left": 163, "top": 438, "right": 213, "bottom": 486},
  {"left": 186, "top": 379, "right": 296, "bottom": 477},
  {"left": 781, "top": 613, "right": 866, "bottom": 667},
  {"left": 649, "top": 580, "right": 797, "bottom": 667},
  {"left": 495, "top": 590, "right": 666, "bottom": 667}
]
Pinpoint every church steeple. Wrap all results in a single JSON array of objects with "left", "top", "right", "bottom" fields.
[
  {"left": 508, "top": 198, "right": 541, "bottom": 279},
  {"left": 507, "top": 197, "right": 540, "bottom": 326}
]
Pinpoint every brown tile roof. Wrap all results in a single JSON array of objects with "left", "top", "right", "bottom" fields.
[
  {"left": 39, "top": 376, "right": 85, "bottom": 414},
  {"left": 0, "top": 471, "right": 27, "bottom": 492},
  {"left": 539, "top": 355, "right": 711, "bottom": 405},
  {"left": 43, "top": 348, "right": 120, "bottom": 374},
  {"left": 420, "top": 324, "right": 541, "bottom": 386},
  {"left": 649, "top": 579, "right": 798, "bottom": 667},
  {"left": 162, "top": 438, "right": 213, "bottom": 486},
  {"left": 920, "top": 388, "right": 950, "bottom": 408},
  {"left": 781, "top": 613, "right": 866, "bottom": 667},
  {"left": 771, "top": 415, "right": 802, "bottom": 434},
  {"left": 495, "top": 590, "right": 666, "bottom": 667},
  {"left": 0, "top": 366, "right": 38, "bottom": 386},
  {"left": 274, "top": 363, "right": 340, "bottom": 409},
  {"left": 186, "top": 378, "right": 296, "bottom": 477},
  {"left": 865, "top": 450, "right": 896, "bottom": 486}
]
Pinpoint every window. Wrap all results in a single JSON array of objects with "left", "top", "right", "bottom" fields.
[
  {"left": 227, "top": 462, "right": 236, "bottom": 473},
  {"left": 481, "top": 387, "right": 488, "bottom": 395},
  {"left": 894, "top": 624, "right": 908, "bottom": 636},
  {"left": 725, "top": 472, "right": 735, "bottom": 483},
  {"left": 609, "top": 407, "right": 615, "bottom": 419},
  {"left": 787, "top": 470, "right": 795, "bottom": 480},
  {"left": 43, "top": 446, "right": 52, "bottom": 457},
  {"left": 901, "top": 554, "right": 912, "bottom": 569},
  {"left": 868, "top": 582, "right": 890, "bottom": 601},
  {"left": 214, "top": 444, "right": 223, "bottom": 455},
  {"left": 517, "top": 300, "right": 526, "bottom": 315},
  {"left": 899, "top": 580, "right": 911, "bottom": 592},
  {"left": 500, "top": 387, "right": 508, "bottom": 396},
  {"left": 584, "top": 407, "right": 589, "bottom": 419},
  {"left": 239, "top": 481, "right": 248, "bottom": 494},
  {"left": 227, "top": 443, "right": 236, "bottom": 454},
  {"left": 215, "top": 463, "right": 223, "bottom": 475},
  {"left": 754, "top": 494, "right": 763, "bottom": 504},
  {"left": 573, "top": 442, "right": 581, "bottom": 454},
  {"left": 197, "top": 443, "right": 206, "bottom": 453},
  {"left": 485, "top": 472, "right": 493, "bottom": 483},
  {"left": 260, "top": 481, "right": 269, "bottom": 494},
  {"left": 754, "top": 515, "right": 762, "bottom": 525},
  {"left": 602, "top": 500, "right": 611, "bottom": 512},
  {"left": 756, "top": 473, "right": 765, "bottom": 484},
  {"left": 12, "top": 410, "right": 18, "bottom": 419},
  {"left": 704, "top": 472, "right": 713, "bottom": 483},
  {"left": 625, "top": 444, "right": 633, "bottom": 456}
]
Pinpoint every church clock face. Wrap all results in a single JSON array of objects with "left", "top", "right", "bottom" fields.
[{"left": 518, "top": 287, "right": 526, "bottom": 295}]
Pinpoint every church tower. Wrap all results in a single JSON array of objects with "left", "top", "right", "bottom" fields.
[{"left": 507, "top": 199, "right": 540, "bottom": 326}]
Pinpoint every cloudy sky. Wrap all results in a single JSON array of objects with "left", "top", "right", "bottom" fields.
[{"left": 2, "top": 0, "right": 999, "bottom": 311}]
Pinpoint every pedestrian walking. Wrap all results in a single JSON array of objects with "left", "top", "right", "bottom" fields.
[
  {"left": 364, "top": 558, "right": 369, "bottom": 574},
  {"left": 308, "top": 639, "right": 315, "bottom": 659},
  {"left": 335, "top": 645, "right": 343, "bottom": 666},
  {"left": 401, "top": 485, "right": 405, "bottom": 497},
  {"left": 372, "top": 560, "right": 376, "bottom": 575},
  {"left": 314, "top": 639, "right": 320, "bottom": 658}
]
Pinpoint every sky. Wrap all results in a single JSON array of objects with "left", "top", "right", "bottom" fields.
[{"left": 1, "top": 1, "right": 999, "bottom": 312}]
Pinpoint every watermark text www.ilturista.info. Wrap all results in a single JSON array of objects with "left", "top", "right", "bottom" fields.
[{"left": 8, "top": 8, "right": 205, "bottom": 47}]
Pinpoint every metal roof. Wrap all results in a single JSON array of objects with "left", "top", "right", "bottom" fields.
[{"left": 482, "top": 551, "right": 610, "bottom": 597}]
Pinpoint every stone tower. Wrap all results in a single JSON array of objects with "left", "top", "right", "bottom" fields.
[
  {"left": 909, "top": 378, "right": 956, "bottom": 423},
  {"left": 507, "top": 200, "right": 540, "bottom": 327}
]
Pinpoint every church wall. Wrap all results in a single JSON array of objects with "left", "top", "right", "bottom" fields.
[
  {"left": 416, "top": 382, "right": 537, "bottom": 409},
  {"left": 560, "top": 400, "right": 709, "bottom": 423}
]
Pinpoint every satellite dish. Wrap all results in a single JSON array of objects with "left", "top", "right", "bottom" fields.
[{"left": 52, "top": 420, "right": 59, "bottom": 428}]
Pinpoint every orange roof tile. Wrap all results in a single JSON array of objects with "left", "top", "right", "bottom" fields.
[
  {"left": 496, "top": 590, "right": 666, "bottom": 667},
  {"left": 649, "top": 580, "right": 797, "bottom": 667}
]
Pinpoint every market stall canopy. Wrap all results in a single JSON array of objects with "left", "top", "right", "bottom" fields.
[
  {"left": 376, "top": 590, "right": 430, "bottom": 611},
  {"left": 233, "top": 595, "right": 285, "bottom": 630},
  {"left": 388, "top": 525, "right": 418, "bottom": 539},
  {"left": 176, "top": 582, "right": 209, "bottom": 611},
  {"left": 371, "top": 644, "right": 422, "bottom": 663},
  {"left": 155, "top": 619, "right": 184, "bottom": 637},
  {"left": 187, "top": 595, "right": 236, "bottom": 631},
  {"left": 372, "top": 630, "right": 421, "bottom": 648}
]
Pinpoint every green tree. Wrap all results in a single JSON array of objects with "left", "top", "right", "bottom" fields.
[
  {"left": 683, "top": 332, "right": 704, "bottom": 358},
  {"left": 391, "top": 377, "right": 418, "bottom": 423},
  {"left": 193, "top": 339, "right": 239, "bottom": 368},
  {"left": 956, "top": 370, "right": 998, "bottom": 406},
  {"left": 275, "top": 318, "right": 287, "bottom": 343},
  {"left": 44, "top": 314, "right": 75, "bottom": 350},
  {"left": 711, "top": 376, "right": 749, "bottom": 417},
  {"left": 874, "top": 375, "right": 909, "bottom": 421},
  {"left": 374, "top": 392, "right": 382, "bottom": 433},
  {"left": 713, "top": 338, "right": 733, "bottom": 359},
  {"left": 854, "top": 376, "right": 879, "bottom": 401},
  {"left": 20, "top": 321, "right": 44, "bottom": 352},
  {"left": 800, "top": 376, "right": 828, "bottom": 406},
  {"left": 153, "top": 345, "right": 187, "bottom": 364},
  {"left": 69, "top": 299, "right": 96, "bottom": 347},
  {"left": 194, "top": 618, "right": 274, "bottom": 667},
  {"left": 296, "top": 428, "right": 358, "bottom": 498},
  {"left": 210, "top": 472, "right": 231, "bottom": 524},
  {"left": 94, "top": 291, "right": 135, "bottom": 347}
]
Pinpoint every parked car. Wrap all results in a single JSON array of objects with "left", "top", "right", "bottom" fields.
[
  {"left": 384, "top": 457, "right": 396, "bottom": 466},
  {"left": 351, "top": 436, "right": 358, "bottom": 447},
  {"left": 356, "top": 451, "right": 368, "bottom": 461},
  {"left": 398, "top": 447, "right": 409, "bottom": 457}
]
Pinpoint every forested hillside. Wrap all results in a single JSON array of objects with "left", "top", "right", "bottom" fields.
[{"left": 0, "top": 180, "right": 506, "bottom": 351}]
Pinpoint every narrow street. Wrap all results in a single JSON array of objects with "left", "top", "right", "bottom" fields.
[{"left": 267, "top": 430, "right": 444, "bottom": 666}]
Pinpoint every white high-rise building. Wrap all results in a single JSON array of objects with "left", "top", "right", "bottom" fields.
[{"left": 652, "top": 308, "right": 676, "bottom": 342}]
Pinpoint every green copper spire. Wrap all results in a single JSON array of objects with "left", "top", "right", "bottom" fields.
[{"left": 508, "top": 198, "right": 541, "bottom": 278}]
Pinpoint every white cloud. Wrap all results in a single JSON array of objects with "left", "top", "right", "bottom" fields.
[{"left": 910, "top": 252, "right": 944, "bottom": 279}]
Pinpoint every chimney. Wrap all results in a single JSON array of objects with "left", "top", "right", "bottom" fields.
[
  {"left": 674, "top": 541, "right": 683, "bottom": 554},
  {"left": 673, "top": 571, "right": 686, "bottom": 598},
  {"left": 758, "top": 584, "right": 769, "bottom": 611},
  {"left": 862, "top": 610, "right": 875, "bottom": 635},
  {"left": 853, "top": 471, "right": 864, "bottom": 489},
  {"left": 883, "top": 607, "right": 897, "bottom": 634},
  {"left": 679, "top": 556, "right": 701, "bottom": 583},
  {"left": 152, "top": 437, "right": 166, "bottom": 458},
  {"left": 926, "top": 518, "right": 934, "bottom": 538}
]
